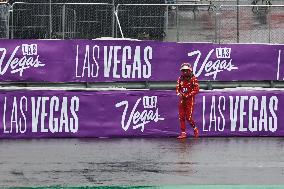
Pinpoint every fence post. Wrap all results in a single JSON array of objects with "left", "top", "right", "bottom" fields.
[
  {"left": 214, "top": 8, "right": 218, "bottom": 43},
  {"left": 73, "top": 10, "right": 76, "bottom": 39},
  {"left": 7, "top": 4, "right": 10, "bottom": 39},
  {"left": 176, "top": 5, "right": 179, "bottom": 42},
  {"left": 49, "top": 0, "right": 52, "bottom": 38},
  {"left": 236, "top": 0, "right": 239, "bottom": 43},
  {"left": 115, "top": 5, "right": 124, "bottom": 38},
  {"left": 268, "top": 7, "right": 271, "bottom": 43},
  {"left": 165, "top": 5, "right": 169, "bottom": 37},
  {"left": 112, "top": 0, "right": 115, "bottom": 38},
  {"left": 10, "top": 5, "right": 14, "bottom": 39},
  {"left": 217, "top": 6, "right": 223, "bottom": 44},
  {"left": 62, "top": 3, "right": 65, "bottom": 39},
  {"left": 115, "top": 5, "right": 118, "bottom": 38}
]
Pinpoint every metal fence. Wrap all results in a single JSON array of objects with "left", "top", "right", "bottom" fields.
[
  {"left": 115, "top": 3, "right": 217, "bottom": 42},
  {"left": 218, "top": 4, "right": 284, "bottom": 44},
  {"left": 2, "top": 2, "right": 284, "bottom": 44},
  {"left": 0, "top": 2, "right": 9, "bottom": 39},
  {"left": 10, "top": 2, "right": 113, "bottom": 39}
]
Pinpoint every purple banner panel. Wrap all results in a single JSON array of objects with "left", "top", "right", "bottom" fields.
[
  {"left": 0, "top": 89, "right": 283, "bottom": 139},
  {"left": 0, "top": 39, "right": 284, "bottom": 82}
]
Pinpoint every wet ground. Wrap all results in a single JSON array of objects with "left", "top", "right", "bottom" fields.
[{"left": 0, "top": 137, "right": 284, "bottom": 187}]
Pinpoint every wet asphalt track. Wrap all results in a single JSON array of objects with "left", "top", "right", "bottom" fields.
[{"left": 0, "top": 137, "right": 284, "bottom": 187}]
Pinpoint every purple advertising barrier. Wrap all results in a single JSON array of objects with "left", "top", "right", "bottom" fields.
[
  {"left": 0, "top": 39, "right": 284, "bottom": 82},
  {"left": 0, "top": 89, "right": 283, "bottom": 139}
]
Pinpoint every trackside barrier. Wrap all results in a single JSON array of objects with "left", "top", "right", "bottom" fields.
[
  {"left": 0, "top": 89, "right": 283, "bottom": 138},
  {"left": 0, "top": 40, "right": 283, "bottom": 82}
]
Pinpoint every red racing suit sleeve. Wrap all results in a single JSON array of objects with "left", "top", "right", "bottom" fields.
[
  {"left": 188, "top": 77, "right": 200, "bottom": 97},
  {"left": 176, "top": 77, "right": 182, "bottom": 96}
]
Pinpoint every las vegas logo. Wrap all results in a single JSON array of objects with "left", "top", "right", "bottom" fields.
[
  {"left": 115, "top": 96, "right": 165, "bottom": 132},
  {"left": 0, "top": 44, "right": 45, "bottom": 76},
  {"left": 188, "top": 47, "right": 238, "bottom": 80}
]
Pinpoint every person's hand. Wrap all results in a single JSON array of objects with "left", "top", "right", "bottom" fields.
[{"left": 184, "top": 93, "right": 192, "bottom": 98}]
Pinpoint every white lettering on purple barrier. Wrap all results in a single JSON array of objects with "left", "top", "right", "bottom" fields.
[
  {"left": 188, "top": 47, "right": 238, "bottom": 80},
  {"left": 277, "top": 50, "right": 282, "bottom": 80},
  {"left": 2, "top": 96, "right": 79, "bottom": 134},
  {"left": 0, "top": 44, "right": 45, "bottom": 76},
  {"left": 202, "top": 95, "right": 278, "bottom": 133},
  {"left": 115, "top": 96, "right": 164, "bottom": 132},
  {"left": 75, "top": 45, "right": 152, "bottom": 79}
]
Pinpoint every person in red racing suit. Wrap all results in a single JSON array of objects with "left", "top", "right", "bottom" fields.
[{"left": 176, "top": 63, "right": 200, "bottom": 139}]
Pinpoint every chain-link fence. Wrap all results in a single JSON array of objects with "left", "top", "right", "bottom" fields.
[
  {"left": 11, "top": 3, "right": 51, "bottom": 39},
  {"left": 5, "top": 1, "right": 284, "bottom": 43},
  {"left": 62, "top": 3, "right": 113, "bottom": 39},
  {"left": 0, "top": 2, "right": 9, "bottom": 39},
  {"left": 115, "top": 3, "right": 217, "bottom": 42},
  {"left": 219, "top": 4, "right": 284, "bottom": 44},
  {"left": 10, "top": 2, "right": 113, "bottom": 39}
]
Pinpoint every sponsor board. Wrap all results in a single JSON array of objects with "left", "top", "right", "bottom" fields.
[
  {"left": 0, "top": 40, "right": 283, "bottom": 81},
  {"left": 0, "top": 90, "right": 283, "bottom": 138}
]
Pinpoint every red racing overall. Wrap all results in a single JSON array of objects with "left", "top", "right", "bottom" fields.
[{"left": 176, "top": 74, "right": 200, "bottom": 134}]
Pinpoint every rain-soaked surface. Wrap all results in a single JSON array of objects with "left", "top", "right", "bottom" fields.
[{"left": 0, "top": 137, "right": 284, "bottom": 187}]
